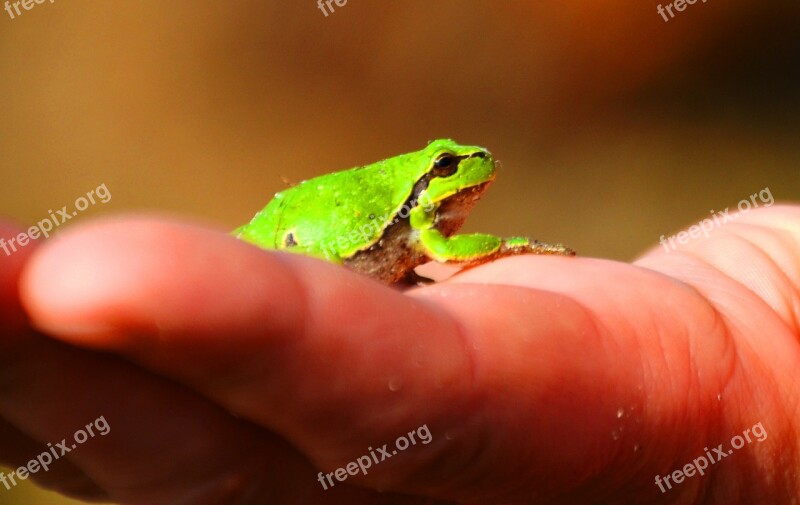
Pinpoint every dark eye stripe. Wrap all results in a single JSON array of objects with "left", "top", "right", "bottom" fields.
[
  {"left": 410, "top": 172, "right": 435, "bottom": 202},
  {"left": 432, "top": 153, "right": 459, "bottom": 177}
]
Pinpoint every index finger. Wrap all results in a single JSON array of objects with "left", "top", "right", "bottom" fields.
[{"left": 19, "top": 217, "right": 480, "bottom": 463}]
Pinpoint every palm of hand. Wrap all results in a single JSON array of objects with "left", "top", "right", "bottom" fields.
[{"left": 1, "top": 206, "right": 798, "bottom": 504}]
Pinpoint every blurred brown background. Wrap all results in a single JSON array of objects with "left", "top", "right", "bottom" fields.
[{"left": 1, "top": 1, "right": 799, "bottom": 503}]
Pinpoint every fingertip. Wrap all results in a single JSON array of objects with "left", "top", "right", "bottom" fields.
[{"left": 19, "top": 215, "right": 280, "bottom": 346}]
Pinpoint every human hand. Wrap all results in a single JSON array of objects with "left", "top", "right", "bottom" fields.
[{"left": 5, "top": 205, "right": 800, "bottom": 504}]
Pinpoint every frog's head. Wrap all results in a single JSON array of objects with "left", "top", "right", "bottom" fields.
[{"left": 416, "top": 139, "right": 496, "bottom": 205}]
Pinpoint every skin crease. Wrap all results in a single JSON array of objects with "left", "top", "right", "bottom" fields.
[{"left": 0, "top": 205, "right": 796, "bottom": 504}]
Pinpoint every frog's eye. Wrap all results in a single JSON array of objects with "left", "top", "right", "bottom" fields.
[
  {"left": 432, "top": 153, "right": 458, "bottom": 177},
  {"left": 434, "top": 153, "right": 454, "bottom": 168}
]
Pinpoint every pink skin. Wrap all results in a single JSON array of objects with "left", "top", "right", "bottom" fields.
[{"left": 1, "top": 205, "right": 799, "bottom": 504}]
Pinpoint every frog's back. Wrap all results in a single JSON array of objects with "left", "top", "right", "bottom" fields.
[{"left": 235, "top": 151, "right": 427, "bottom": 261}]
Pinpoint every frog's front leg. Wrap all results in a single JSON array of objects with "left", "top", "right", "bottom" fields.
[{"left": 418, "top": 228, "right": 574, "bottom": 266}]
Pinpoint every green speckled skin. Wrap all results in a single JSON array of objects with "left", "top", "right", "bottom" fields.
[{"left": 235, "top": 139, "right": 574, "bottom": 284}]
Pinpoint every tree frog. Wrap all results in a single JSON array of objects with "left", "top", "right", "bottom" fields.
[{"left": 234, "top": 139, "right": 574, "bottom": 284}]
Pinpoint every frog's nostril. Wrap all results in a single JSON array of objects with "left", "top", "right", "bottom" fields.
[{"left": 471, "top": 152, "right": 487, "bottom": 159}]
